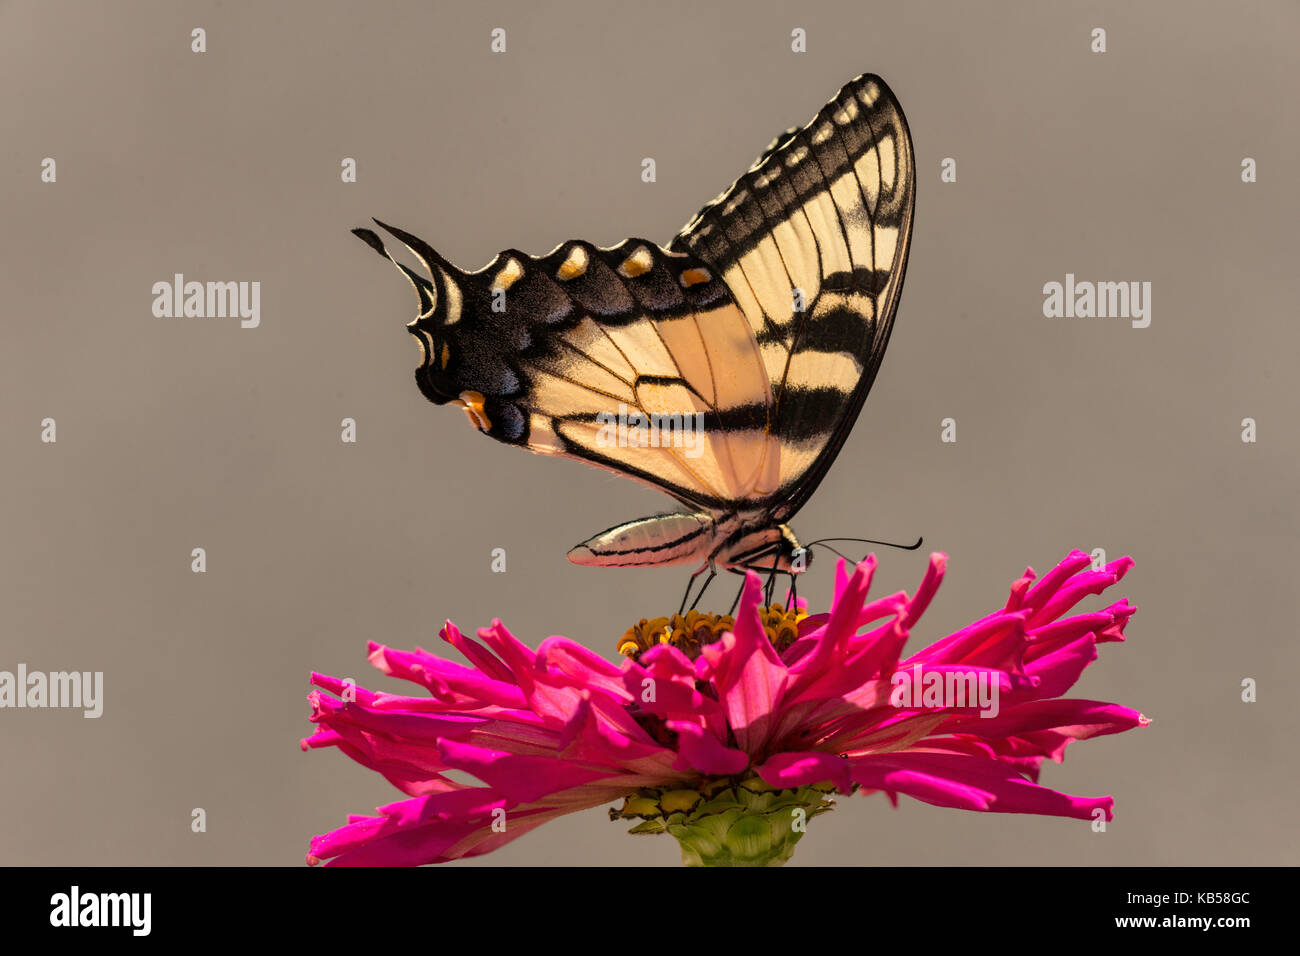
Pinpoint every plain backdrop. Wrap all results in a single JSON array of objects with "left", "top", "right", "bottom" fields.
[{"left": 2, "top": 0, "right": 1296, "bottom": 865}]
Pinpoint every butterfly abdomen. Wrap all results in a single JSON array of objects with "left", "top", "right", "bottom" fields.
[{"left": 568, "top": 512, "right": 716, "bottom": 568}]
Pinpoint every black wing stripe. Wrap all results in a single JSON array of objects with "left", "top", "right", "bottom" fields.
[
  {"left": 671, "top": 73, "right": 915, "bottom": 521},
  {"left": 775, "top": 80, "right": 911, "bottom": 515}
]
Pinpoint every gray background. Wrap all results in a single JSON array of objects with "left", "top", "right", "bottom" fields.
[{"left": 2, "top": 0, "right": 1296, "bottom": 865}]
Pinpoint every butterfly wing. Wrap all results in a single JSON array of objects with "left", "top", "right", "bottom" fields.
[
  {"left": 669, "top": 72, "right": 915, "bottom": 522},
  {"left": 355, "top": 223, "right": 779, "bottom": 515},
  {"left": 355, "top": 72, "right": 913, "bottom": 564}
]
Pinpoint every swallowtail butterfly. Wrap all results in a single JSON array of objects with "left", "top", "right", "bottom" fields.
[{"left": 355, "top": 73, "right": 914, "bottom": 593}]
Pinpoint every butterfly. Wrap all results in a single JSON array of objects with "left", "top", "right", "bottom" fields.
[{"left": 354, "top": 73, "right": 915, "bottom": 606}]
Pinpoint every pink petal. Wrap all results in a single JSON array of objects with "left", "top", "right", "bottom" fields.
[
  {"left": 440, "top": 620, "right": 516, "bottom": 684},
  {"left": 850, "top": 751, "right": 1114, "bottom": 821},
  {"left": 308, "top": 788, "right": 510, "bottom": 866},
  {"left": 755, "top": 751, "right": 851, "bottom": 791},
  {"left": 475, "top": 620, "right": 539, "bottom": 693},
  {"left": 436, "top": 738, "right": 619, "bottom": 803},
  {"left": 902, "top": 553, "right": 946, "bottom": 628},
  {"left": 940, "top": 699, "right": 1148, "bottom": 742},
  {"left": 786, "top": 556, "right": 877, "bottom": 689},
  {"left": 667, "top": 720, "right": 749, "bottom": 775},
  {"left": 699, "top": 572, "right": 788, "bottom": 753},
  {"left": 1021, "top": 551, "right": 1092, "bottom": 614},
  {"left": 536, "top": 636, "right": 630, "bottom": 700}
]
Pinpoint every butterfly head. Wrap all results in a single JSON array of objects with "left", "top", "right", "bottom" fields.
[{"left": 775, "top": 524, "right": 813, "bottom": 575}]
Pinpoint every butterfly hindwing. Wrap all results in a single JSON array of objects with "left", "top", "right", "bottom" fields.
[
  {"left": 670, "top": 72, "right": 915, "bottom": 522},
  {"left": 533, "top": 242, "right": 779, "bottom": 510},
  {"left": 356, "top": 223, "right": 779, "bottom": 514}
]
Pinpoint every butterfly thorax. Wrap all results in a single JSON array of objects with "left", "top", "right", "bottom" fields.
[{"left": 711, "top": 519, "right": 809, "bottom": 574}]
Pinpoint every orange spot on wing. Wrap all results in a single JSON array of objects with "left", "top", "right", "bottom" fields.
[
  {"left": 620, "top": 250, "right": 652, "bottom": 277},
  {"left": 452, "top": 390, "right": 492, "bottom": 433}
]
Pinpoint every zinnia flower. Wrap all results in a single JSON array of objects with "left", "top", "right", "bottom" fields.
[{"left": 302, "top": 549, "right": 1146, "bottom": 866}]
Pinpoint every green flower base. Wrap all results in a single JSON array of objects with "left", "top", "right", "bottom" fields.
[{"left": 610, "top": 774, "right": 838, "bottom": 867}]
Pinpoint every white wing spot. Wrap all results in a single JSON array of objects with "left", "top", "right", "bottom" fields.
[
  {"left": 439, "top": 266, "right": 462, "bottom": 325},
  {"left": 877, "top": 133, "right": 897, "bottom": 191},
  {"left": 722, "top": 190, "right": 749, "bottom": 216},
  {"left": 833, "top": 99, "right": 859, "bottom": 123}
]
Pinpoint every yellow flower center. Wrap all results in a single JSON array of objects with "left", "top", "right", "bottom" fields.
[{"left": 618, "top": 604, "right": 808, "bottom": 660}]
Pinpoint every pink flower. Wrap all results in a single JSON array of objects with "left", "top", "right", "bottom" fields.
[{"left": 302, "top": 550, "right": 1147, "bottom": 866}]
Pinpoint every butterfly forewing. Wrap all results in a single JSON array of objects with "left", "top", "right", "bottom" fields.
[{"left": 670, "top": 73, "right": 915, "bottom": 522}]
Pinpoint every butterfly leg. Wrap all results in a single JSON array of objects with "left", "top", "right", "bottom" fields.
[
  {"left": 687, "top": 564, "right": 718, "bottom": 613},
  {"left": 762, "top": 553, "right": 783, "bottom": 606},
  {"left": 676, "top": 572, "right": 695, "bottom": 616},
  {"left": 727, "top": 573, "right": 746, "bottom": 616},
  {"left": 678, "top": 560, "right": 715, "bottom": 616}
]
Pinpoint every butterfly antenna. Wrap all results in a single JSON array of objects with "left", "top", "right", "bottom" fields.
[
  {"left": 805, "top": 535, "right": 924, "bottom": 565},
  {"left": 810, "top": 541, "right": 856, "bottom": 562},
  {"left": 805, "top": 535, "right": 924, "bottom": 552}
]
